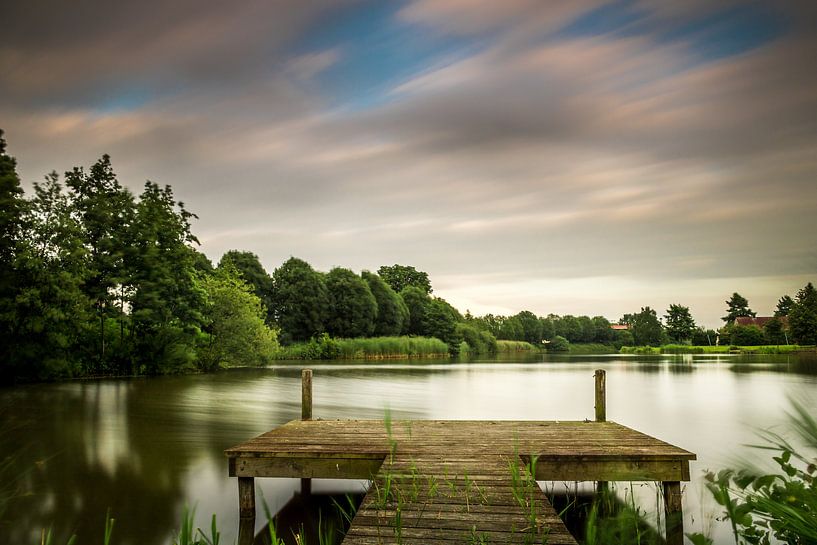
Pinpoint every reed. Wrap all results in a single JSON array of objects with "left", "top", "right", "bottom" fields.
[{"left": 274, "top": 335, "right": 449, "bottom": 360}]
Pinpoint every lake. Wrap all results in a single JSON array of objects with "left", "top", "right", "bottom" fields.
[{"left": 2, "top": 353, "right": 816, "bottom": 544}]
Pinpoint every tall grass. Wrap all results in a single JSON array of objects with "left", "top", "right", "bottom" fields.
[
  {"left": 274, "top": 335, "right": 449, "bottom": 360},
  {"left": 620, "top": 344, "right": 809, "bottom": 355},
  {"left": 496, "top": 340, "right": 538, "bottom": 352}
]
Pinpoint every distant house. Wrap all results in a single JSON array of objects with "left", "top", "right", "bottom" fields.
[
  {"left": 610, "top": 324, "right": 629, "bottom": 331},
  {"left": 733, "top": 316, "right": 789, "bottom": 328}
]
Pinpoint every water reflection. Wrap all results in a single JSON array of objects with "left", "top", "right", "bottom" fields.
[{"left": 0, "top": 353, "right": 816, "bottom": 544}]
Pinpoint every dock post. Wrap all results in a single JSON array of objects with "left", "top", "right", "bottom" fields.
[
  {"left": 237, "top": 477, "right": 255, "bottom": 545},
  {"left": 594, "top": 369, "right": 606, "bottom": 422},
  {"left": 301, "top": 369, "right": 313, "bottom": 495},
  {"left": 664, "top": 481, "right": 684, "bottom": 545}
]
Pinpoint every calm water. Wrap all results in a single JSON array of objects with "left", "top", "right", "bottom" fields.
[{"left": 2, "top": 353, "right": 816, "bottom": 544}]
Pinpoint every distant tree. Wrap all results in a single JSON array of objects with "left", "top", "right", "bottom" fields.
[
  {"left": 625, "top": 307, "right": 664, "bottom": 346},
  {"left": 613, "top": 329, "right": 634, "bottom": 348},
  {"left": 218, "top": 250, "right": 274, "bottom": 324},
  {"left": 664, "top": 304, "right": 696, "bottom": 343},
  {"left": 498, "top": 316, "right": 524, "bottom": 341},
  {"left": 514, "top": 310, "right": 542, "bottom": 344},
  {"left": 324, "top": 267, "right": 378, "bottom": 338},
  {"left": 775, "top": 295, "right": 794, "bottom": 317},
  {"left": 763, "top": 317, "right": 787, "bottom": 345},
  {"left": 479, "top": 314, "right": 504, "bottom": 337},
  {"left": 197, "top": 265, "right": 277, "bottom": 369},
  {"left": 554, "top": 315, "right": 582, "bottom": 343},
  {"left": 400, "top": 286, "right": 431, "bottom": 336},
  {"left": 722, "top": 292, "right": 755, "bottom": 323},
  {"left": 548, "top": 335, "right": 570, "bottom": 352},
  {"left": 190, "top": 248, "right": 213, "bottom": 273},
  {"left": 539, "top": 316, "right": 556, "bottom": 341},
  {"left": 362, "top": 271, "right": 408, "bottom": 336},
  {"left": 422, "top": 297, "right": 462, "bottom": 354},
  {"left": 788, "top": 282, "right": 817, "bottom": 345},
  {"left": 691, "top": 327, "right": 717, "bottom": 346},
  {"left": 270, "top": 257, "right": 328, "bottom": 342},
  {"left": 729, "top": 324, "right": 765, "bottom": 346},
  {"left": 378, "top": 264, "right": 432, "bottom": 294},
  {"left": 591, "top": 316, "right": 613, "bottom": 343},
  {"left": 456, "top": 322, "right": 497, "bottom": 354}
]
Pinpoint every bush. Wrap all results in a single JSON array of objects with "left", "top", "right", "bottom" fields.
[
  {"left": 547, "top": 335, "right": 570, "bottom": 352},
  {"left": 729, "top": 324, "right": 765, "bottom": 346}
]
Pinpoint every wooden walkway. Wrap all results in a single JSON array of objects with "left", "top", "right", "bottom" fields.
[{"left": 226, "top": 419, "right": 695, "bottom": 545}]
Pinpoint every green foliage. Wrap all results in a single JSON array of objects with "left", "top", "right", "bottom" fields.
[
  {"left": 275, "top": 335, "right": 448, "bottom": 359},
  {"left": 689, "top": 400, "right": 817, "bottom": 545},
  {"left": 400, "top": 286, "right": 430, "bottom": 336},
  {"left": 325, "top": 267, "right": 378, "bottom": 338},
  {"left": 547, "top": 335, "right": 570, "bottom": 352},
  {"left": 788, "top": 282, "right": 817, "bottom": 345},
  {"left": 423, "top": 297, "right": 463, "bottom": 354},
  {"left": 664, "top": 304, "right": 696, "bottom": 343},
  {"left": 613, "top": 328, "right": 634, "bottom": 348},
  {"left": 723, "top": 292, "right": 756, "bottom": 323},
  {"left": 197, "top": 265, "right": 277, "bottom": 369},
  {"left": 729, "top": 324, "right": 766, "bottom": 346},
  {"left": 623, "top": 307, "right": 665, "bottom": 346},
  {"left": 362, "top": 270, "right": 408, "bottom": 336},
  {"left": 496, "top": 340, "right": 537, "bottom": 351},
  {"left": 218, "top": 250, "right": 274, "bottom": 324},
  {"left": 514, "top": 310, "right": 542, "bottom": 344},
  {"left": 775, "top": 295, "right": 794, "bottom": 317},
  {"left": 498, "top": 315, "right": 524, "bottom": 341},
  {"left": 377, "top": 264, "right": 432, "bottom": 294},
  {"left": 270, "top": 257, "right": 329, "bottom": 343},
  {"left": 691, "top": 327, "right": 717, "bottom": 346},
  {"left": 763, "top": 317, "right": 787, "bottom": 345},
  {"left": 456, "top": 322, "right": 498, "bottom": 355}
]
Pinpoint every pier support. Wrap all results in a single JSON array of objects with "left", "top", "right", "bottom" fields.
[
  {"left": 237, "top": 477, "right": 255, "bottom": 545},
  {"left": 594, "top": 369, "right": 606, "bottom": 422},
  {"left": 663, "top": 481, "right": 684, "bottom": 545},
  {"left": 301, "top": 369, "right": 313, "bottom": 495}
]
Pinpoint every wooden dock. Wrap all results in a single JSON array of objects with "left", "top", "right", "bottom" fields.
[{"left": 225, "top": 370, "right": 696, "bottom": 545}]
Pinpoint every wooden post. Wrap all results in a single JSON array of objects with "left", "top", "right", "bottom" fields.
[
  {"left": 237, "top": 477, "right": 255, "bottom": 545},
  {"left": 594, "top": 369, "right": 606, "bottom": 422},
  {"left": 301, "top": 368, "right": 313, "bottom": 420},
  {"left": 664, "top": 481, "right": 684, "bottom": 545},
  {"left": 301, "top": 368, "right": 313, "bottom": 495}
]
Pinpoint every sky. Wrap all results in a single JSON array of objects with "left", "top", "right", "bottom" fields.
[{"left": 2, "top": 0, "right": 816, "bottom": 328}]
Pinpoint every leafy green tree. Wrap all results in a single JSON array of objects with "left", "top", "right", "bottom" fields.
[
  {"left": 763, "top": 317, "right": 787, "bottom": 345},
  {"left": 65, "top": 155, "right": 136, "bottom": 367},
  {"left": 514, "top": 310, "right": 542, "bottom": 344},
  {"left": 128, "top": 182, "right": 203, "bottom": 374},
  {"left": 324, "top": 267, "right": 378, "bottom": 338},
  {"left": 664, "top": 304, "right": 696, "bottom": 343},
  {"left": 591, "top": 316, "right": 613, "bottom": 343},
  {"left": 498, "top": 316, "right": 524, "bottom": 341},
  {"left": 691, "top": 327, "right": 717, "bottom": 346},
  {"left": 788, "top": 282, "right": 817, "bottom": 345},
  {"left": 197, "top": 266, "right": 277, "bottom": 369},
  {"left": 722, "top": 292, "right": 755, "bottom": 323},
  {"left": 577, "top": 315, "right": 595, "bottom": 343},
  {"left": 539, "top": 316, "right": 556, "bottom": 341},
  {"left": 218, "top": 250, "right": 274, "bottom": 324},
  {"left": 422, "top": 297, "right": 462, "bottom": 354},
  {"left": 362, "top": 271, "right": 408, "bottom": 336},
  {"left": 378, "top": 264, "right": 432, "bottom": 294},
  {"left": 456, "top": 322, "right": 497, "bottom": 354},
  {"left": 548, "top": 335, "right": 570, "bottom": 352},
  {"left": 624, "top": 307, "right": 664, "bottom": 346},
  {"left": 554, "top": 315, "right": 582, "bottom": 343},
  {"left": 0, "top": 130, "right": 27, "bottom": 382},
  {"left": 270, "top": 257, "right": 329, "bottom": 343},
  {"left": 729, "top": 324, "right": 765, "bottom": 346},
  {"left": 400, "top": 286, "right": 431, "bottom": 336},
  {"left": 775, "top": 295, "right": 794, "bottom": 317}
]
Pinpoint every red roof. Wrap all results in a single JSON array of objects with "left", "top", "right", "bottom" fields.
[
  {"left": 610, "top": 324, "right": 629, "bottom": 330},
  {"left": 734, "top": 316, "right": 788, "bottom": 328}
]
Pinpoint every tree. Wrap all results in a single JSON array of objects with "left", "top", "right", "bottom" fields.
[
  {"left": 624, "top": 307, "right": 664, "bottom": 346},
  {"left": 218, "top": 250, "right": 274, "bottom": 324},
  {"left": 422, "top": 297, "right": 462, "bottom": 354},
  {"left": 324, "top": 267, "right": 378, "bottom": 338},
  {"left": 729, "top": 324, "right": 765, "bottom": 346},
  {"left": 664, "top": 304, "right": 696, "bottom": 343},
  {"left": 775, "top": 295, "right": 794, "bottom": 317},
  {"left": 362, "top": 271, "right": 408, "bottom": 336},
  {"left": 763, "top": 317, "right": 787, "bottom": 345},
  {"left": 498, "top": 316, "right": 524, "bottom": 341},
  {"left": 722, "top": 292, "right": 755, "bottom": 323},
  {"left": 591, "top": 316, "right": 613, "bottom": 343},
  {"left": 514, "top": 310, "right": 542, "bottom": 344},
  {"left": 197, "top": 266, "right": 277, "bottom": 369},
  {"left": 378, "top": 264, "right": 432, "bottom": 294},
  {"left": 400, "top": 286, "right": 431, "bottom": 336},
  {"left": 788, "top": 282, "right": 817, "bottom": 345},
  {"left": 128, "top": 182, "right": 203, "bottom": 374},
  {"left": 691, "top": 327, "right": 717, "bottom": 346},
  {"left": 65, "top": 155, "right": 136, "bottom": 367},
  {"left": 270, "top": 257, "right": 328, "bottom": 343}
]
